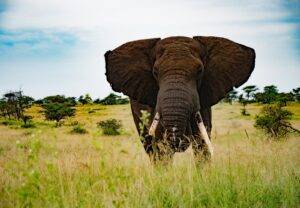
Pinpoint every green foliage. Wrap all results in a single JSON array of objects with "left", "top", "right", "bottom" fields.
[
  {"left": 138, "top": 110, "right": 150, "bottom": 136},
  {"left": 242, "top": 85, "right": 258, "bottom": 101},
  {"left": 292, "top": 87, "right": 300, "bottom": 102},
  {"left": 71, "top": 124, "right": 88, "bottom": 134},
  {"left": 238, "top": 94, "right": 250, "bottom": 116},
  {"left": 42, "top": 95, "right": 77, "bottom": 106},
  {"left": 21, "top": 121, "right": 36, "bottom": 129},
  {"left": 255, "top": 85, "right": 279, "bottom": 104},
  {"left": 255, "top": 104, "right": 294, "bottom": 139},
  {"left": 97, "top": 118, "right": 122, "bottom": 135},
  {"left": 78, "top": 94, "right": 92, "bottom": 105},
  {"left": 223, "top": 89, "right": 238, "bottom": 104},
  {"left": 42, "top": 103, "right": 75, "bottom": 123},
  {"left": 276, "top": 92, "right": 294, "bottom": 106},
  {"left": 95, "top": 93, "right": 129, "bottom": 105},
  {"left": 0, "top": 91, "right": 34, "bottom": 124},
  {"left": 1, "top": 119, "right": 19, "bottom": 126}
]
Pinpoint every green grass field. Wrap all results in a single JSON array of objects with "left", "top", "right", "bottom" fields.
[{"left": 0, "top": 103, "right": 299, "bottom": 207}]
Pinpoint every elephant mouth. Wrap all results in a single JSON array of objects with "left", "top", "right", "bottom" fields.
[
  {"left": 147, "top": 111, "right": 214, "bottom": 154},
  {"left": 163, "top": 126, "right": 191, "bottom": 152}
]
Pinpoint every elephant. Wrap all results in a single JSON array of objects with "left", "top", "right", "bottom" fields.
[{"left": 104, "top": 36, "right": 255, "bottom": 164}]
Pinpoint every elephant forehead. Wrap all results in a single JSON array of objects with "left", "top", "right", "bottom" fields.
[
  {"left": 160, "top": 36, "right": 196, "bottom": 45},
  {"left": 156, "top": 36, "right": 202, "bottom": 58}
]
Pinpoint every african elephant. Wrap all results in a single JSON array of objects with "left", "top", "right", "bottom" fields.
[{"left": 104, "top": 36, "right": 255, "bottom": 164}]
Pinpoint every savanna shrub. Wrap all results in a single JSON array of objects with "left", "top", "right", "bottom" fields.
[
  {"left": 71, "top": 124, "right": 88, "bottom": 134},
  {"left": 42, "top": 103, "right": 75, "bottom": 123},
  {"left": 254, "top": 104, "right": 294, "bottom": 139},
  {"left": 21, "top": 122, "right": 36, "bottom": 128},
  {"left": 1, "top": 119, "right": 18, "bottom": 126},
  {"left": 97, "top": 119, "right": 122, "bottom": 135},
  {"left": 96, "top": 93, "right": 129, "bottom": 105}
]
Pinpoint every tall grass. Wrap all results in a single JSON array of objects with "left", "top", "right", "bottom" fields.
[{"left": 0, "top": 103, "right": 299, "bottom": 207}]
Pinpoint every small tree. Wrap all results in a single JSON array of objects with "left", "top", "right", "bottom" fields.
[
  {"left": 97, "top": 93, "right": 129, "bottom": 105},
  {"left": 0, "top": 91, "right": 34, "bottom": 124},
  {"left": 43, "top": 95, "right": 76, "bottom": 106},
  {"left": 0, "top": 99, "right": 7, "bottom": 118},
  {"left": 78, "top": 94, "right": 92, "bottom": 105},
  {"left": 276, "top": 92, "right": 294, "bottom": 106},
  {"left": 292, "top": 87, "right": 300, "bottom": 102},
  {"left": 255, "top": 104, "right": 299, "bottom": 139},
  {"left": 261, "top": 85, "right": 279, "bottom": 104},
  {"left": 238, "top": 94, "right": 250, "bottom": 116},
  {"left": 242, "top": 85, "right": 258, "bottom": 102},
  {"left": 223, "top": 89, "right": 238, "bottom": 104},
  {"left": 43, "top": 103, "right": 75, "bottom": 124}
]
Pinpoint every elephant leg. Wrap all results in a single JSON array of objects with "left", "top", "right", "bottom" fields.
[
  {"left": 192, "top": 108, "right": 212, "bottom": 164},
  {"left": 130, "top": 99, "right": 171, "bottom": 164},
  {"left": 130, "top": 99, "right": 154, "bottom": 137}
]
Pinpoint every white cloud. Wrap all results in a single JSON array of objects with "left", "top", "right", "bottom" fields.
[{"left": 0, "top": 0, "right": 299, "bottom": 98}]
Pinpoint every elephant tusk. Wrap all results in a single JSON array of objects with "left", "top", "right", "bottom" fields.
[
  {"left": 196, "top": 112, "right": 214, "bottom": 157},
  {"left": 149, "top": 112, "right": 160, "bottom": 137}
]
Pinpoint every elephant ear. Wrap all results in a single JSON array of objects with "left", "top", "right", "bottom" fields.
[
  {"left": 105, "top": 38, "right": 161, "bottom": 107},
  {"left": 193, "top": 36, "right": 256, "bottom": 108}
]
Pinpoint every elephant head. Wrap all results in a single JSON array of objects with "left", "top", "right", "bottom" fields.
[{"left": 105, "top": 36, "right": 255, "bottom": 155}]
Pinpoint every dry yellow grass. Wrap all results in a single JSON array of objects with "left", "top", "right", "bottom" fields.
[{"left": 0, "top": 103, "right": 299, "bottom": 207}]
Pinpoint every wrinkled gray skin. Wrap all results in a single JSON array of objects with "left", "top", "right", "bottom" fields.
[{"left": 105, "top": 36, "right": 255, "bottom": 164}]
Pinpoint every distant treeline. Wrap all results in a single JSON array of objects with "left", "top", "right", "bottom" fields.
[
  {"left": 0, "top": 86, "right": 299, "bottom": 130},
  {"left": 0, "top": 92, "right": 129, "bottom": 126},
  {"left": 223, "top": 85, "right": 300, "bottom": 106},
  {"left": 33, "top": 93, "right": 129, "bottom": 106}
]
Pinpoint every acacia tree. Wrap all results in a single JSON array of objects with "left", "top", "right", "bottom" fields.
[
  {"left": 276, "top": 92, "right": 294, "bottom": 106},
  {"left": 43, "top": 95, "right": 77, "bottom": 106},
  {"left": 0, "top": 91, "right": 34, "bottom": 124},
  {"left": 96, "top": 93, "right": 129, "bottom": 105},
  {"left": 238, "top": 94, "right": 250, "bottom": 116},
  {"left": 262, "top": 85, "right": 279, "bottom": 104},
  {"left": 78, "top": 94, "right": 92, "bottom": 105},
  {"left": 255, "top": 104, "right": 300, "bottom": 139},
  {"left": 0, "top": 99, "right": 8, "bottom": 118},
  {"left": 43, "top": 103, "right": 75, "bottom": 124},
  {"left": 242, "top": 85, "right": 258, "bottom": 102},
  {"left": 223, "top": 89, "right": 238, "bottom": 104},
  {"left": 292, "top": 87, "right": 300, "bottom": 102}
]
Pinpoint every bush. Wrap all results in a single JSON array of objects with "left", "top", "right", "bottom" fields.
[
  {"left": 97, "top": 119, "right": 122, "bottom": 135},
  {"left": 71, "top": 125, "right": 88, "bottom": 134},
  {"left": 78, "top": 94, "right": 92, "bottom": 105},
  {"left": 254, "top": 104, "right": 299, "bottom": 139},
  {"left": 21, "top": 122, "right": 36, "bottom": 128},
  {"left": 1, "top": 119, "right": 18, "bottom": 126},
  {"left": 96, "top": 93, "right": 129, "bottom": 105},
  {"left": 42, "top": 103, "right": 75, "bottom": 123},
  {"left": 42, "top": 95, "right": 77, "bottom": 106}
]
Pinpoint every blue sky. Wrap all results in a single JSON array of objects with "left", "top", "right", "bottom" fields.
[{"left": 0, "top": 0, "right": 299, "bottom": 99}]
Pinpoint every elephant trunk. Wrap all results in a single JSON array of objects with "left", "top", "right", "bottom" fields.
[{"left": 157, "top": 78, "right": 193, "bottom": 151}]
